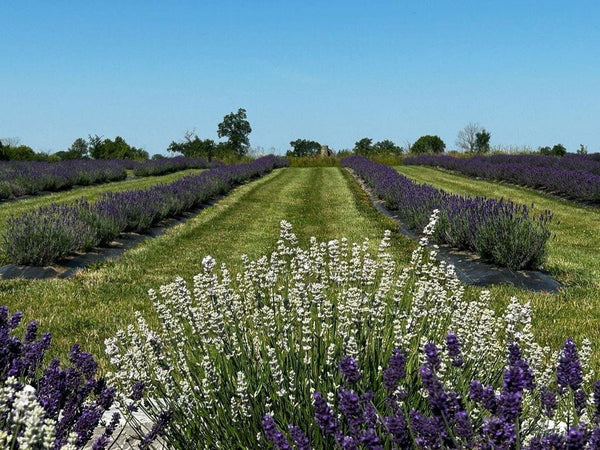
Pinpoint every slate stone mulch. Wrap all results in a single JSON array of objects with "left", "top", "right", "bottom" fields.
[{"left": 347, "top": 168, "right": 561, "bottom": 293}]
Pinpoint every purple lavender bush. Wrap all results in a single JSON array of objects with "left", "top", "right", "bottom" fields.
[
  {"left": 265, "top": 338, "right": 600, "bottom": 449},
  {"left": 2, "top": 156, "right": 289, "bottom": 265},
  {"left": 0, "top": 305, "right": 163, "bottom": 449},
  {"left": 132, "top": 156, "right": 209, "bottom": 177},
  {"left": 342, "top": 155, "right": 553, "bottom": 270},
  {"left": 404, "top": 154, "right": 600, "bottom": 204}
]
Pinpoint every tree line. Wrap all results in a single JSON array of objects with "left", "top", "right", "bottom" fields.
[{"left": 1, "top": 114, "right": 589, "bottom": 161}]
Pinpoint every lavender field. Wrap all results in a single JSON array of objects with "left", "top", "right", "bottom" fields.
[{"left": 1, "top": 158, "right": 599, "bottom": 449}]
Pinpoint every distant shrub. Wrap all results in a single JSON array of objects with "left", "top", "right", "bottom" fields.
[
  {"left": 411, "top": 135, "right": 445, "bottom": 154},
  {"left": 539, "top": 144, "right": 567, "bottom": 157},
  {"left": 287, "top": 139, "right": 321, "bottom": 157}
]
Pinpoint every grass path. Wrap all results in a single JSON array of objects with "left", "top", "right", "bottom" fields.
[
  {"left": 0, "top": 167, "right": 413, "bottom": 368},
  {"left": 396, "top": 165, "right": 600, "bottom": 361}
]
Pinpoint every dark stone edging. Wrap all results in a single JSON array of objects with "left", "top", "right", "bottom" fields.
[{"left": 346, "top": 168, "right": 561, "bottom": 293}]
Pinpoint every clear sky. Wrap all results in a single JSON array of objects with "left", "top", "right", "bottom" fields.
[{"left": 2, "top": 1, "right": 599, "bottom": 155}]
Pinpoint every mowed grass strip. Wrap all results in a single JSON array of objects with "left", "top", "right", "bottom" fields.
[
  {"left": 0, "top": 167, "right": 414, "bottom": 369},
  {"left": 395, "top": 165, "right": 600, "bottom": 366}
]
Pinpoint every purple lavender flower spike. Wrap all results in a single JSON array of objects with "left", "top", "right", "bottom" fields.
[
  {"left": 262, "top": 414, "right": 292, "bottom": 450},
  {"left": 575, "top": 389, "right": 587, "bottom": 417},
  {"left": 359, "top": 428, "right": 383, "bottom": 449},
  {"left": 339, "top": 435, "right": 358, "bottom": 450},
  {"left": 339, "top": 356, "right": 362, "bottom": 384},
  {"left": 419, "top": 365, "right": 449, "bottom": 417},
  {"left": 383, "top": 348, "right": 406, "bottom": 392},
  {"left": 139, "top": 409, "right": 173, "bottom": 450},
  {"left": 424, "top": 342, "right": 441, "bottom": 372},
  {"left": 313, "top": 391, "right": 340, "bottom": 436},
  {"left": 482, "top": 416, "right": 516, "bottom": 449},
  {"left": 589, "top": 427, "right": 600, "bottom": 449},
  {"left": 455, "top": 410, "right": 473, "bottom": 440},
  {"left": 540, "top": 387, "right": 557, "bottom": 418},
  {"left": 557, "top": 338, "right": 583, "bottom": 393},
  {"left": 338, "top": 387, "right": 365, "bottom": 437},
  {"left": 409, "top": 410, "right": 445, "bottom": 449},
  {"left": 384, "top": 414, "right": 411, "bottom": 447},
  {"left": 565, "top": 426, "right": 586, "bottom": 449},
  {"left": 288, "top": 424, "right": 311, "bottom": 450},
  {"left": 446, "top": 331, "right": 464, "bottom": 367}
]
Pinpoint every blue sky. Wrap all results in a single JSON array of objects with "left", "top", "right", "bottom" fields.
[{"left": 2, "top": 1, "right": 599, "bottom": 155}]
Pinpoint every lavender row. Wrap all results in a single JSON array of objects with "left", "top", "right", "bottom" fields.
[
  {"left": 0, "top": 159, "right": 130, "bottom": 200},
  {"left": 132, "top": 156, "right": 223, "bottom": 177},
  {"left": 341, "top": 155, "right": 552, "bottom": 270},
  {"left": 404, "top": 154, "right": 600, "bottom": 203},
  {"left": 497, "top": 153, "right": 600, "bottom": 175},
  {"left": 3, "top": 156, "right": 289, "bottom": 266}
]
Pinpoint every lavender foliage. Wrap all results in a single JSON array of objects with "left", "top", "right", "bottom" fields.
[
  {"left": 0, "top": 305, "right": 128, "bottom": 449},
  {"left": 266, "top": 344, "right": 600, "bottom": 449},
  {"left": 404, "top": 153, "right": 600, "bottom": 204},
  {"left": 0, "top": 159, "right": 128, "bottom": 200},
  {"left": 3, "top": 156, "right": 289, "bottom": 265},
  {"left": 132, "top": 156, "right": 210, "bottom": 177},
  {"left": 341, "top": 155, "right": 553, "bottom": 269}
]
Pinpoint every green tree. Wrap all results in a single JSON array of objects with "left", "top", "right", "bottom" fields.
[
  {"left": 474, "top": 129, "right": 491, "bottom": 154},
  {"left": 411, "top": 135, "right": 445, "bottom": 154},
  {"left": 577, "top": 144, "right": 588, "bottom": 155},
  {"left": 88, "top": 135, "right": 104, "bottom": 159},
  {"left": 373, "top": 139, "right": 403, "bottom": 155},
  {"left": 353, "top": 137, "right": 373, "bottom": 156},
  {"left": 551, "top": 143, "right": 567, "bottom": 157},
  {"left": 3, "top": 145, "right": 38, "bottom": 160},
  {"left": 217, "top": 108, "right": 252, "bottom": 157},
  {"left": 0, "top": 141, "right": 7, "bottom": 161},
  {"left": 55, "top": 138, "right": 89, "bottom": 160},
  {"left": 68, "top": 137, "right": 90, "bottom": 159},
  {"left": 88, "top": 135, "right": 148, "bottom": 160},
  {"left": 168, "top": 131, "right": 218, "bottom": 160},
  {"left": 287, "top": 139, "right": 321, "bottom": 157}
]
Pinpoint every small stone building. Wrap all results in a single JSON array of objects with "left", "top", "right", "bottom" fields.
[{"left": 320, "top": 145, "right": 334, "bottom": 157}]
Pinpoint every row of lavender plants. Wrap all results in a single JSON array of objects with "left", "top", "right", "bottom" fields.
[
  {"left": 341, "top": 155, "right": 553, "bottom": 270},
  {"left": 464, "top": 153, "right": 600, "bottom": 176},
  {"left": 102, "top": 217, "right": 600, "bottom": 448},
  {"left": 404, "top": 154, "right": 600, "bottom": 203},
  {"left": 0, "top": 159, "right": 129, "bottom": 201},
  {"left": 2, "top": 156, "right": 289, "bottom": 266},
  {"left": 132, "top": 156, "right": 221, "bottom": 177}
]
